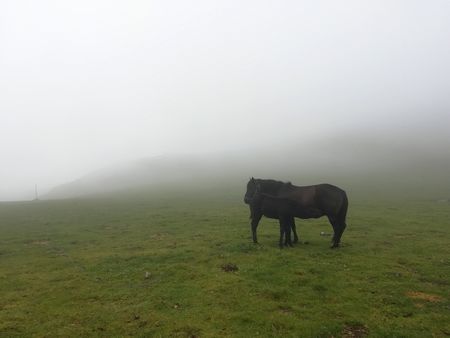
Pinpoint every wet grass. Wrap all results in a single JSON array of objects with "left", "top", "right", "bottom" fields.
[{"left": 0, "top": 190, "right": 449, "bottom": 337}]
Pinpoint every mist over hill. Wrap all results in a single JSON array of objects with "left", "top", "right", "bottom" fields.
[{"left": 44, "top": 131, "right": 450, "bottom": 200}]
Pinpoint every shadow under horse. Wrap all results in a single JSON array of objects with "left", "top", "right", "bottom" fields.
[{"left": 244, "top": 178, "right": 348, "bottom": 248}]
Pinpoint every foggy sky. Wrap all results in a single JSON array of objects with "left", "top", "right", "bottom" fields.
[{"left": 1, "top": 1, "right": 450, "bottom": 200}]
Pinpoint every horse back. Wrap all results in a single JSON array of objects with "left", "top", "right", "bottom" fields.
[{"left": 282, "top": 183, "right": 347, "bottom": 216}]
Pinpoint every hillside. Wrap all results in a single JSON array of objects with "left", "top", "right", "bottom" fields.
[{"left": 44, "top": 134, "right": 450, "bottom": 200}]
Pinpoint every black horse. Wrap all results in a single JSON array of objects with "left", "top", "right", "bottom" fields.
[
  {"left": 249, "top": 185, "right": 296, "bottom": 248},
  {"left": 244, "top": 178, "right": 348, "bottom": 248}
]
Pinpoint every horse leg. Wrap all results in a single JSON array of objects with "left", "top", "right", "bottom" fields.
[
  {"left": 284, "top": 217, "right": 293, "bottom": 247},
  {"left": 334, "top": 199, "right": 348, "bottom": 246},
  {"left": 279, "top": 221, "right": 285, "bottom": 248},
  {"left": 291, "top": 220, "right": 299, "bottom": 243},
  {"left": 278, "top": 216, "right": 290, "bottom": 248},
  {"left": 251, "top": 214, "right": 262, "bottom": 244},
  {"left": 335, "top": 222, "right": 347, "bottom": 247},
  {"left": 327, "top": 216, "right": 339, "bottom": 248}
]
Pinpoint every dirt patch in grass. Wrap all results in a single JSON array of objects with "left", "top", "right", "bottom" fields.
[
  {"left": 221, "top": 263, "right": 238, "bottom": 272},
  {"left": 342, "top": 323, "right": 368, "bottom": 338},
  {"left": 406, "top": 291, "right": 442, "bottom": 302},
  {"left": 278, "top": 305, "right": 293, "bottom": 315},
  {"left": 172, "top": 325, "right": 200, "bottom": 337},
  {"left": 31, "top": 240, "right": 50, "bottom": 245}
]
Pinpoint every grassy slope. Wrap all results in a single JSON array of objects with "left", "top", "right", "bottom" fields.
[{"left": 0, "top": 189, "right": 449, "bottom": 337}]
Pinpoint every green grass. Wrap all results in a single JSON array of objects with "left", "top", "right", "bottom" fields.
[{"left": 0, "top": 190, "right": 449, "bottom": 337}]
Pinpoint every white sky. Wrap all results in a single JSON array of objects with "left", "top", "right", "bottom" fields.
[{"left": 1, "top": 0, "right": 450, "bottom": 200}]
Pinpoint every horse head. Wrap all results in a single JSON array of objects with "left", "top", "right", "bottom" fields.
[{"left": 244, "top": 177, "right": 257, "bottom": 204}]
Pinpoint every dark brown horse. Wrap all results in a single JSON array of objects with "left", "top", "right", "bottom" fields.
[{"left": 244, "top": 178, "right": 348, "bottom": 248}]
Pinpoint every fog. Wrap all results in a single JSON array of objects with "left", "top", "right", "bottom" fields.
[{"left": 1, "top": 1, "right": 450, "bottom": 201}]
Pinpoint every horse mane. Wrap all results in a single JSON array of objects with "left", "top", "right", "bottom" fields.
[{"left": 255, "top": 178, "right": 291, "bottom": 193}]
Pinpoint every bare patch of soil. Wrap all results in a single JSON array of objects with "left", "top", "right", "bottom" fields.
[
  {"left": 342, "top": 324, "right": 368, "bottom": 338},
  {"left": 221, "top": 263, "right": 238, "bottom": 272},
  {"left": 406, "top": 291, "right": 442, "bottom": 302},
  {"left": 31, "top": 240, "right": 50, "bottom": 245},
  {"left": 278, "top": 305, "right": 293, "bottom": 315}
]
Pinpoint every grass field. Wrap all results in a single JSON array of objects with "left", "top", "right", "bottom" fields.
[{"left": 0, "top": 189, "right": 449, "bottom": 337}]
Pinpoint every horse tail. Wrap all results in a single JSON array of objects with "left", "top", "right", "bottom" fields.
[{"left": 338, "top": 191, "right": 348, "bottom": 224}]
